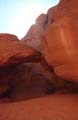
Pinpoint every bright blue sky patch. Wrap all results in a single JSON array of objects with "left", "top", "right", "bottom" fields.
[{"left": 0, "top": 0, "right": 60, "bottom": 38}]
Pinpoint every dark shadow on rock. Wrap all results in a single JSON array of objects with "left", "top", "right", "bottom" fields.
[{"left": 0, "top": 58, "right": 78, "bottom": 102}]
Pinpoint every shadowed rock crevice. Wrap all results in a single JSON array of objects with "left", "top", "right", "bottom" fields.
[{"left": 0, "top": 59, "right": 78, "bottom": 102}]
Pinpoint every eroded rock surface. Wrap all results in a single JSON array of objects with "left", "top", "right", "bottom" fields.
[
  {"left": 0, "top": 33, "right": 41, "bottom": 67},
  {"left": 22, "top": 0, "right": 78, "bottom": 83},
  {"left": 0, "top": 33, "right": 41, "bottom": 98},
  {"left": 0, "top": 0, "right": 78, "bottom": 103},
  {"left": 22, "top": 14, "right": 47, "bottom": 51},
  {"left": 42, "top": 0, "right": 78, "bottom": 82}
]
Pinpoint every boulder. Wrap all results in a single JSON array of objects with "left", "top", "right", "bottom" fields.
[
  {"left": 42, "top": 0, "right": 78, "bottom": 82},
  {"left": 0, "top": 33, "right": 41, "bottom": 67}
]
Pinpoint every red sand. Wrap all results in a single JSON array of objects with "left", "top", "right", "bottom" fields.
[{"left": 0, "top": 94, "right": 78, "bottom": 120}]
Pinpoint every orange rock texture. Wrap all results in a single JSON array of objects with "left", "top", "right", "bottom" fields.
[
  {"left": 0, "top": 33, "right": 41, "bottom": 98},
  {"left": 0, "top": 95, "right": 78, "bottom": 120},
  {"left": 22, "top": 14, "right": 47, "bottom": 51},
  {"left": 42, "top": 0, "right": 78, "bottom": 82},
  {"left": 0, "top": 0, "right": 78, "bottom": 119},
  {"left": 22, "top": 0, "right": 78, "bottom": 82},
  {"left": 0, "top": 33, "right": 41, "bottom": 67},
  {"left": 0, "top": 34, "right": 60, "bottom": 102}
]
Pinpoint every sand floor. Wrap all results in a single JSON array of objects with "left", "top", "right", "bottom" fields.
[{"left": 0, "top": 94, "right": 78, "bottom": 120}]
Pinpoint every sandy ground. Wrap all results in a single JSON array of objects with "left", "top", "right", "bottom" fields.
[{"left": 0, "top": 94, "right": 78, "bottom": 120}]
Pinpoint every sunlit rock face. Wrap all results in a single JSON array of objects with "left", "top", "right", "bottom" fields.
[
  {"left": 47, "top": 0, "right": 78, "bottom": 23},
  {"left": 43, "top": 0, "right": 78, "bottom": 82},
  {"left": 19, "top": 0, "right": 78, "bottom": 98},
  {"left": 21, "top": 14, "right": 67, "bottom": 96},
  {"left": 22, "top": 14, "right": 47, "bottom": 51},
  {"left": 0, "top": 33, "right": 41, "bottom": 67},
  {"left": 22, "top": 0, "right": 78, "bottom": 83},
  {"left": 27, "top": 14, "right": 47, "bottom": 36}
]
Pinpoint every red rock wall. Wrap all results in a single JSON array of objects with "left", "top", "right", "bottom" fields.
[{"left": 43, "top": 0, "right": 78, "bottom": 82}]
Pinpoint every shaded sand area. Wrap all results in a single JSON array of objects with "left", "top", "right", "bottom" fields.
[{"left": 0, "top": 94, "right": 78, "bottom": 120}]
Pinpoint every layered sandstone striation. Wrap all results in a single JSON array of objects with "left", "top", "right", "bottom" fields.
[{"left": 0, "top": 33, "right": 41, "bottom": 67}]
